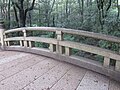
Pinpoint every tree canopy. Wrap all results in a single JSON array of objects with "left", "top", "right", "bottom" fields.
[
  {"left": 0, "top": 0, "right": 120, "bottom": 62},
  {"left": 0, "top": 0, "right": 119, "bottom": 34}
]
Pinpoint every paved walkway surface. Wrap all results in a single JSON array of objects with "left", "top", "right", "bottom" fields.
[{"left": 0, "top": 51, "right": 119, "bottom": 90}]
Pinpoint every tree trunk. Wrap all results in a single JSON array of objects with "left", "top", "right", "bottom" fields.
[
  {"left": 81, "top": 0, "right": 84, "bottom": 23},
  {"left": 52, "top": 15, "right": 55, "bottom": 27},
  {"left": 117, "top": 0, "right": 120, "bottom": 20},
  {"left": 19, "top": 10, "right": 26, "bottom": 27},
  {"left": 8, "top": 0, "right": 11, "bottom": 29},
  {"left": 12, "top": 0, "right": 35, "bottom": 27},
  {"left": 13, "top": 4, "right": 19, "bottom": 27}
]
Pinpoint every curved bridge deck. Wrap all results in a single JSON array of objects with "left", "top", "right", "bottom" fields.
[{"left": 0, "top": 51, "right": 119, "bottom": 90}]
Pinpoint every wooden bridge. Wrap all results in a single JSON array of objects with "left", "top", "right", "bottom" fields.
[{"left": 0, "top": 22, "right": 120, "bottom": 90}]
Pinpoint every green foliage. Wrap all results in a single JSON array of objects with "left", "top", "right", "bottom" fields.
[
  {"left": 35, "top": 42, "right": 49, "bottom": 48},
  {"left": 0, "top": 0, "right": 120, "bottom": 65},
  {"left": 99, "top": 40, "right": 119, "bottom": 52}
]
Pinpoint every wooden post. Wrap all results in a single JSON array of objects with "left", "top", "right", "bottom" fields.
[
  {"left": 23, "top": 29, "right": 27, "bottom": 47},
  {"left": 0, "top": 21, "right": 5, "bottom": 50},
  {"left": 56, "top": 31, "right": 63, "bottom": 54},
  {"left": 116, "top": 44, "right": 120, "bottom": 71},
  {"left": 103, "top": 57, "right": 110, "bottom": 68}
]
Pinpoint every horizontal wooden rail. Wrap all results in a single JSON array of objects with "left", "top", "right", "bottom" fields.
[
  {"left": 4, "top": 37, "right": 24, "bottom": 41},
  {"left": 25, "top": 27, "right": 56, "bottom": 32},
  {"left": 59, "top": 41, "right": 120, "bottom": 61},
  {"left": 62, "top": 29, "right": 120, "bottom": 43},
  {"left": 4, "top": 28, "right": 24, "bottom": 33},
  {"left": 25, "top": 37, "right": 57, "bottom": 44},
  {"left": 4, "top": 37, "right": 57, "bottom": 45}
]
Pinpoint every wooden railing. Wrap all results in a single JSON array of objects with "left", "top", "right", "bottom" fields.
[{"left": 0, "top": 23, "right": 120, "bottom": 82}]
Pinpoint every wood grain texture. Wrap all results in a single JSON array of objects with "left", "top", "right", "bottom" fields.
[{"left": 0, "top": 51, "right": 119, "bottom": 90}]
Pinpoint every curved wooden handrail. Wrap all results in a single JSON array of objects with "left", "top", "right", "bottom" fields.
[
  {"left": 5, "top": 27, "right": 120, "bottom": 43},
  {"left": 4, "top": 28, "right": 24, "bottom": 33},
  {"left": 1, "top": 27, "right": 120, "bottom": 82}
]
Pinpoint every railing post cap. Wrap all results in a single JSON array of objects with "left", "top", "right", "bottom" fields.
[{"left": 22, "top": 29, "right": 26, "bottom": 33}]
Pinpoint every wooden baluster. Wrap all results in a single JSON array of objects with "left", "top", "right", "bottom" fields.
[
  {"left": 59, "top": 46, "right": 63, "bottom": 54},
  {"left": 65, "top": 47, "right": 71, "bottom": 56},
  {"left": 4, "top": 33, "right": 7, "bottom": 46},
  {"left": 20, "top": 40, "right": 22, "bottom": 47},
  {"left": 103, "top": 57, "right": 110, "bottom": 68},
  {"left": 23, "top": 29, "right": 27, "bottom": 47},
  {"left": 49, "top": 44, "right": 54, "bottom": 52},
  {"left": 7, "top": 41, "right": 10, "bottom": 46},
  {"left": 56, "top": 31, "right": 63, "bottom": 54},
  {"left": 29, "top": 41, "right": 32, "bottom": 48},
  {"left": 5, "top": 41, "right": 7, "bottom": 46}
]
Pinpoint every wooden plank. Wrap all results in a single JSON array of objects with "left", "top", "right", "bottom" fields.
[
  {"left": 0, "top": 56, "right": 45, "bottom": 80},
  {"left": 76, "top": 71, "right": 109, "bottom": 90},
  {"left": 0, "top": 54, "right": 35, "bottom": 72},
  {"left": 0, "top": 58, "right": 59, "bottom": 90},
  {"left": 23, "top": 62, "right": 72, "bottom": 90},
  {"left": 0, "top": 51, "right": 20, "bottom": 59},
  {"left": 109, "top": 80, "right": 120, "bottom": 90},
  {"left": 0, "top": 53, "right": 28, "bottom": 65},
  {"left": 0, "top": 75, "right": 5, "bottom": 81},
  {"left": 50, "top": 66, "right": 87, "bottom": 90}
]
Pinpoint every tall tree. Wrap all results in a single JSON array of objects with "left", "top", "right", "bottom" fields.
[
  {"left": 12, "top": 0, "right": 36, "bottom": 27},
  {"left": 97, "top": 0, "right": 111, "bottom": 30},
  {"left": 8, "top": 0, "right": 11, "bottom": 29},
  {"left": 116, "top": 0, "right": 120, "bottom": 28}
]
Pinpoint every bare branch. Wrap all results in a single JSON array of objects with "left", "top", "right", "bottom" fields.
[
  {"left": 49, "top": 0, "right": 55, "bottom": 15},
  {"left": 106, "top": 0, "right": 111, "bottom": 11},
  {"left": 12, "top": 1, "right": 21, "bottom": 10},
  {"left": 25, "top": 0, "right": 36, "bottom": 13}
]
